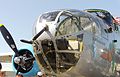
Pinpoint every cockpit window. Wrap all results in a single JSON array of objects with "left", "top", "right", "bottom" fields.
[
  {"left": 39, "top": 11, "right": 60, "bottom": 22},
  {"left": 85, "top": 9, "right": 114, "bottom": 28},
  {"left": 56, "top": 17, "right": 80, "bottom": 36}
]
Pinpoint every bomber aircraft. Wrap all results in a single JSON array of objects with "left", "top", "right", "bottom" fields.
[{"left": 0, "top": 9, "right": 120, "bottom": 77}]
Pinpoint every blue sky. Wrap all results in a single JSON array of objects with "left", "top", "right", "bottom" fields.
[{"left": 0, "top": 0, "right": 120, "bottom": 53}]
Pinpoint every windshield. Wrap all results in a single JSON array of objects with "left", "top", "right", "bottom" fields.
[
  {"left": 85, "top": 9, "right": 114, "bottom": 29},
  {"left": 39, "top": 11, "right": 60, "bottom": 22}
]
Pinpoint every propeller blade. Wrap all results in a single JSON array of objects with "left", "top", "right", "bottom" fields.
[
  {"left": 16, "top": 65, "right": 20, "bottom": 75},
  {"left": 0, "top": 24, "right": 18, "bottom": 54},
  {"left": 0, "top": 62, "right": 2, "bottom": 70}
]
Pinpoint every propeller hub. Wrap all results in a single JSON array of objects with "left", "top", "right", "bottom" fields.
[{"left": 14, "top": 57, "right": 21, "bottom": 64}]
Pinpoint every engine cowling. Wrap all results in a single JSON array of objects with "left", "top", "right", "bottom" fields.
[{"left": 12, "top": 45, "right": 39, "bottom": 76}]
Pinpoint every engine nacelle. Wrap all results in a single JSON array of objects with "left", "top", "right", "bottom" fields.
[{"left": 12, "top": 45, "right": 39, "bottom": 76}]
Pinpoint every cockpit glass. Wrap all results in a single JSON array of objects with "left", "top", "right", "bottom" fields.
[
  {"left": 87, "top": 11, "right": 113, "bottom": 21},
  {"left": 39, "top": 11, "right": 60, "bottom": 22}
]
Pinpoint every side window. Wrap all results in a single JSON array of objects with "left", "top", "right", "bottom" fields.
[
  {"left": 80, "top": 17, "right": 94, "bottom": 32},
  {"left": 80, "top": 17, "right": 92, "bottom": 29}
]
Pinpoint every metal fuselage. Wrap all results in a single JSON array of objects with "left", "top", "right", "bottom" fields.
[{"left": 33, "top": 9, "right": 120, "bottom": 77}]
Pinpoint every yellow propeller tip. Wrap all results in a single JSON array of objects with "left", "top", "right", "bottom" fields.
[{"left": 0, "top": 24, "right": 4, "bottom": 27}]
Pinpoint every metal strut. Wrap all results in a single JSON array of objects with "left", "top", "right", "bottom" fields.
[
  {"left": 33, "top": 40, "right": 56, "bottom": 76},
  {"left": 46, "top": 30, "right": 60, "bottom": 75}
]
